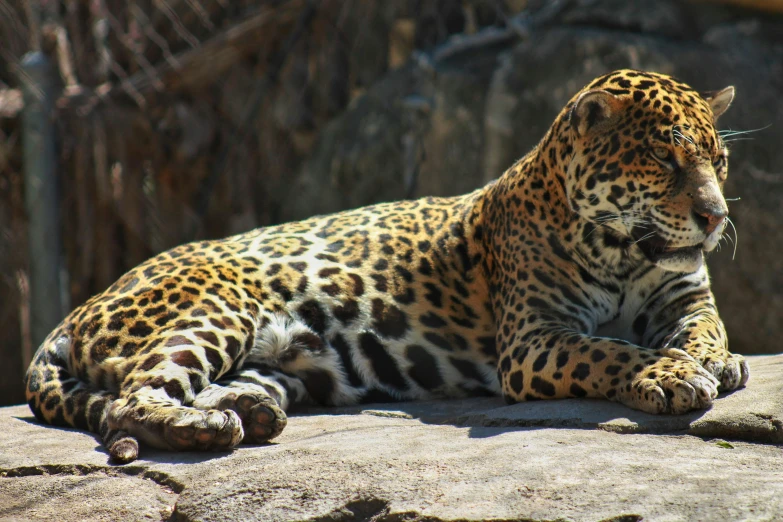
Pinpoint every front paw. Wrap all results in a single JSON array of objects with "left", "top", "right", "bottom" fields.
[
  {"left": 617, "top": 354, "right": 720, "bottom": 415},
  {"left": 702, "top": 352, "right": 750, "bottom": 391}
]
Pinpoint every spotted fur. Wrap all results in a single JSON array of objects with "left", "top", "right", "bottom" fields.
[{"left": 25, "top": 70, "right": 749, "bottom": 463}]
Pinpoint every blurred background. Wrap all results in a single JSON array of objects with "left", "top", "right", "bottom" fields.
[{"left": 1, "top": 0, "right": 781, "bottom": 406}]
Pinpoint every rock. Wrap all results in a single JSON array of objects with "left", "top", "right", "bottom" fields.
[
  {"left": 280, "top": 66, "right": 419, "bottom": 221},
  {"left": 281, "top": 0, "right": 783, "bottom": 354},
  {"left": 1, "top": 355, "right": 781, "bottom": 521}
]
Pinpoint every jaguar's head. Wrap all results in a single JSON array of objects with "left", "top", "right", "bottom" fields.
[{"left": 565, "top": 69, "right": 734, "bottom": 273}]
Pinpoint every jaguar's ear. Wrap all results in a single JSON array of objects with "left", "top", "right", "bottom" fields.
[
  {"left": 569, "top": 89, "right": 626, "bottom": 137},
  {"left": 701, "top": 86, "right": 735, "bottom": 122}
]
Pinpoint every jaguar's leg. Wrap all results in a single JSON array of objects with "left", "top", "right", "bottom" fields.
[
  {"left": 193, "top": 311, "right": 374, "bottom": 443},
  {"left": 648, "top": 307, "right": 749, "bottom": 392},
  {"left": 108, "top": 334, "right": 244, "bottom": 455},
  {"left": 193, "top": 364, "right": 310, "bottom": 444}
]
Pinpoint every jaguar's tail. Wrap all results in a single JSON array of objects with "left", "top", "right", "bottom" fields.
[{"left": 25, "top": 332, "right": 139, "bottom": 463}]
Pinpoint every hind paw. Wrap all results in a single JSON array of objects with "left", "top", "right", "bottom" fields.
[
  {"left": 108, "top": 400, "right": 244, "bottom": 453},
  {"left": 164, "top": 409, "right": 244, "bottom": 451},
  {"left": 193, "top": 384, "right": 287, "bottom": 444},
  {"left": 223, "top": 393, "right": 287, "bottom": 444}
]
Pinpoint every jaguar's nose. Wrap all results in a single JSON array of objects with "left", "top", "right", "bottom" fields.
[{"left": 692, "top": 204, "right": 727, "bottom": 235}]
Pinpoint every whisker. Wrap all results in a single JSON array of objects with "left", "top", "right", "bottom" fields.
[
  {"left": 584, "top": 224, "right": 604, "bottom": 240},
  {"left": 631, "top": 232, "right": 657, "bottom": 245},
  {"left": 723, "top": 137, "right": 756, "bottom": 143},
  {"left": 725, "top": 217, "right": 739, "bottom": 260},
  {"left": 718, "top": 124, "right": 772, "bottom": 137}
]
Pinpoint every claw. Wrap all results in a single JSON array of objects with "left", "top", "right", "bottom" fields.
[
  {"left": 738, "top": 357, "right": 751, "bottom": 387},
  {"left": 657, "top": 347, "right": 696, "bottom": 362},
  {"left": 719, "top": 354, "right": 750, "bottom": 390}
]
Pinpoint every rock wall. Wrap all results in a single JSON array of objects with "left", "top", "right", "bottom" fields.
[{"left": 282, "top": 0, "right": 783, "bottom": 355}]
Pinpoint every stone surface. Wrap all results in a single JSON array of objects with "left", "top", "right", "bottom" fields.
[
  {"left": 0, "top": 473, "right": 178, "bottom": 522},
  {"left": 1, "top": 355, "right": 781, "bottom": 521}
]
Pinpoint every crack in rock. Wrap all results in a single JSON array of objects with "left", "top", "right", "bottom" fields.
[
  {"left": 309, "top": 497, "right": 390, "bottom": 521},
  {"left": 0, "top": 463, "right": 184, "bottom": 494},
  {"left": 453, "top": 416, "right": 593, "bottom": 430},
  {"left": 447, "top": 414, "right": 670, "bottom": 435},
  {"left": 752, "top": 412, "right": 783, "bottom": 433},
  {"left": 302, "top": 496, "right": 580, "bottom": 522}
]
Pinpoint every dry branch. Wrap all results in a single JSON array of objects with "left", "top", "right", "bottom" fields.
[{"left": 2, "top": 0, "right": 309, "bottom": 116}]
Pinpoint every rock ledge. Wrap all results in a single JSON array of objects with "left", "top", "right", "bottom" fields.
[{"left": 1, "top": 355, "right": 781, "bottom": 522}]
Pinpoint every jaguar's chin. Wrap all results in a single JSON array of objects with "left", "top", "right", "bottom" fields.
[
  {"left": 631, "top": 229, "right": 705, "bottom": 273},
  {"left": 649, "top": 246, "right": 704, "bottom": 272}
]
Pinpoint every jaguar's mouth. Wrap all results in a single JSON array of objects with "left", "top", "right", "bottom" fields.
[{"left": 630, "top": 227, "right": 703, "bottom": 264}]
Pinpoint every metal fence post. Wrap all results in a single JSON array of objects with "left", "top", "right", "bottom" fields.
[{"left": 20, "top": 51, "right": 65, "bottom": 348}]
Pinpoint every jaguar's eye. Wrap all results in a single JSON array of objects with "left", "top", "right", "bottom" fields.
[{"left": 652, "top": 147, "right": 672, "bottom": 161}]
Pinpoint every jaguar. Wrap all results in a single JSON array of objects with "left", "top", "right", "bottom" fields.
[{"left": 25, "top": 69, "right": 749, "bottom": 463}]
